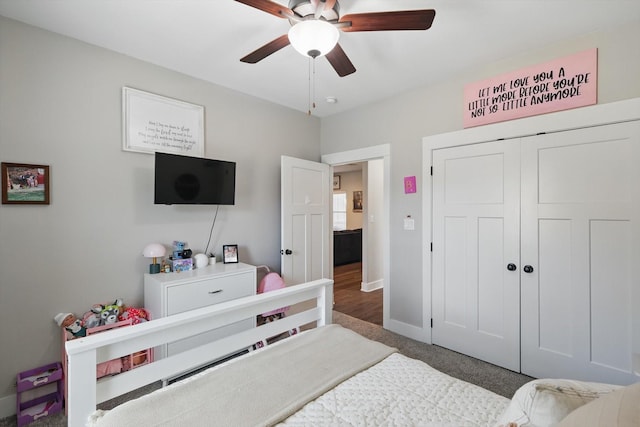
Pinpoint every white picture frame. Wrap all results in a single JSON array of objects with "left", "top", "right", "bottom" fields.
[{"left": 122, "top": 87, "right": 205, "bottom": 156}]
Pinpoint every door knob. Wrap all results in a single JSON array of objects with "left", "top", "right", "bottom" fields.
[
  {"left": 507, "top": 263, "right": 517, "bottom": 271},
  {"left": 523, "top": 265, "right": 534, "bottom": 273},
  {"left": 281, "top": 249, "right": 292, "bottom": 255}
]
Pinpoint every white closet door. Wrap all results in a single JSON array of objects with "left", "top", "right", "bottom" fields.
[
  {"left": 432, "top": 140, "right": 521, "bottom": 371},
  {"left": 521, "top": 121, "right": 640, "bottom": 384}
]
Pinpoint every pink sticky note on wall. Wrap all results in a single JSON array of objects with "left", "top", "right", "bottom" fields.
[{"left": 404, "top": 176, "right": 416, "bottom": 194}]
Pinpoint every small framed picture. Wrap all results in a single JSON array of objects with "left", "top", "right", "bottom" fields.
[
  {"left": 333, "top": 175, "right": 341, "bottom": 190},
  {"left": 2, "top": 162, "right": 50, "bottom": 205},
  {"left": 353, "top": 190, "right": 363, "bottom": 212},
  {"left": 223, "top": 244, "right": 239, "bottom": 264}
]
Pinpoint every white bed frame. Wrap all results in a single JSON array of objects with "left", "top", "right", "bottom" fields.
[{"left": 65, "top": 278, "right": 334, "bottom": 427}]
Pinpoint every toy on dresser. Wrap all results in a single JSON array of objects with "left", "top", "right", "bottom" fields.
[{"left": 171, "top": 240, "right": 193, "bottom": 272}]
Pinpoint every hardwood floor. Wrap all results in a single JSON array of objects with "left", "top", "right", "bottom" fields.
[{"left": 333, "top": 262, "right": 383, "bottom": 326}]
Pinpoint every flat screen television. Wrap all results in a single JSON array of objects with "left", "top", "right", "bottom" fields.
[{"left": 154, "top": 152, "right": 236, "bottom": 205}]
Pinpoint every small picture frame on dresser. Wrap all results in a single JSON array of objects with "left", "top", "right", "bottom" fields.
[{"left": 223, "top": 244, "right": 238, "bottom": 264}]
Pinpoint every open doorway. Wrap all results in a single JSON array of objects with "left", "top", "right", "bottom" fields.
[{"left": 331, "top": 161, "right": 383, "bottom": 325}]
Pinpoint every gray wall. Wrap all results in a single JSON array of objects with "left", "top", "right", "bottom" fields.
[
  {"left": 320, "top": 21, "right": 640, "bottom": 329},
  {"left": 0, "top": 16, "right": 319, "bottom": 406}
]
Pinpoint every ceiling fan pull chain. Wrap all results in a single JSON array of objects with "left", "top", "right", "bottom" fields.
[
  {"left": 307, "top": 56, "right": 317, "bottom": 115},
  {"left": 307, "top": 56, "right": 312, "bottom": 115},
  {"left": 312, "top": 58, "right": 317, "bottom": 110}
]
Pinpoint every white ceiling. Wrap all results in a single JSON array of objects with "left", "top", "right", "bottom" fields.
[{"left": 1, "top": 0, "right": 639, "bottom": 117}]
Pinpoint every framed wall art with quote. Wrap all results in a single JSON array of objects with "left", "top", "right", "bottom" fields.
[{"left": 122, "top": 87, "right": 205, "bottom": 157}]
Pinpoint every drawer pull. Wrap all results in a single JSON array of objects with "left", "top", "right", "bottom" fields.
[{"left": 208, "top": 289, "right": 223, "bottom": 295}]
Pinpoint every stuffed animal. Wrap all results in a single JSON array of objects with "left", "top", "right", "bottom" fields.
[
  {"left": 81, "top": 310, "right": 101, "bottom": 329},
  {"left": 93, "top": 299, "right": 124, "bottom": 326},
  {"left": 119, "top": 307, "right": 149, "bottom": 325},
  {"left": 54, "top": 312, "right": 86, "bottom": 338}
]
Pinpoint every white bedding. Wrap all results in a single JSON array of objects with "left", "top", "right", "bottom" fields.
[
  {"left": 89, "top": 325, "right": 509, "bottom": 426},
  {"left": 280, "top": 352, "right": 509, "bottom": 426}
]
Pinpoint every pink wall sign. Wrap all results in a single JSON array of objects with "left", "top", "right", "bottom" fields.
[
  {"left": 463, "top": 48, "right": 597, "bottom": 128},
  {"left": 404, "top": 176, "right": 416, "bottom": 194}
]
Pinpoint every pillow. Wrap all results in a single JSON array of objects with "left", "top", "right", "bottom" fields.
[
  {"left": 557, "top": 382, "right": 640, "bottom": 427},
  {"left": 496, "top": 379, "right": 622, "bottom": 427}
]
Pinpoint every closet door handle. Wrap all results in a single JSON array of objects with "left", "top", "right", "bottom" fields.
[
  {"left": 281, "top": 249, "right": 292, "bottom": 255},
  {"left": 523, "top": 265, "right": 534, "bottom": 273},
  {"left": 507, "top": 263, "right": 517, "bottom": 271}
]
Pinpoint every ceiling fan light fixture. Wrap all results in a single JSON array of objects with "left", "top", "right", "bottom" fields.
[{"left": 288, "top": 20, "right": 339, "bottom": 58}]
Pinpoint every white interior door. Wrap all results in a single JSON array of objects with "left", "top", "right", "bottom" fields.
[
  {"left": 281, "top": 156, "right": 331, "bottom": 285},
  {"left": 432, "top": 140, "right": 521, "bottom": 371},
  {"left": 521, "top": 121, "right": 640, "bottom": 384}
]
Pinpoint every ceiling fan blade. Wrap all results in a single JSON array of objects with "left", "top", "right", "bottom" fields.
[
  {"left": 325, "top": 43, "right": 356, "bottom": 77},
  {"left": 234, "top": 0, "right": 293, "bottom": 19},
  {"left": 339, "top": 10, "right": 436, "bottom": 32},
  {"left": 240, "top": 34, "right": 290, "bottom": 64}
]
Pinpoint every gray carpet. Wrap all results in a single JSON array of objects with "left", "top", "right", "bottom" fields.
[
  {"left": 1, "top": 311, "right": 532, "bottom": 426},
  {"left": 332, "top": 311, "right": 533, "bottom": 398}
]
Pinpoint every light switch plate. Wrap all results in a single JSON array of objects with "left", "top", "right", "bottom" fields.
[{"left": 403, "top": 217, "right": 415, "bottom": 230}]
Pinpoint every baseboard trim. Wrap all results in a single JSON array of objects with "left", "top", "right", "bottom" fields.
[
  {"left": 361, "top": 279, "right": 383, "bottom": 292},
  {"left": 0, "top": 393, "right": 16, "bottom": 419},
  {"left": 387, "top": 318, "right": 430, "bottom": 343}
]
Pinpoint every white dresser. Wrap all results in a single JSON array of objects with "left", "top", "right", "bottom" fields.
[{"left": 144, "top": 262, "right": 256, "bottom": 363}]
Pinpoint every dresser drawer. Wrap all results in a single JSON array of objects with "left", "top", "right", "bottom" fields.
[{"left": 166, "top": 272, "right": 254, "bottom": 315}]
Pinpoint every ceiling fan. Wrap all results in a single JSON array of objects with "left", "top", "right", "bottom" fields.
[{"left": 235, "top": 0, "right": 436, "bottom": 77}]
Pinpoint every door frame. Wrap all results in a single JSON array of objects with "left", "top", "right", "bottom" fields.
[
  {"left": 422, "top": 98, "right": 640, "bottom": 345},
  {"left": 322, "top": 144, "right": 391, "bottom": 328}
]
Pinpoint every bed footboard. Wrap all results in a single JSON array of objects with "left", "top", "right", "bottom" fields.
[{"left": 65, "top": 278, "right": 333, "bottom": 427}]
